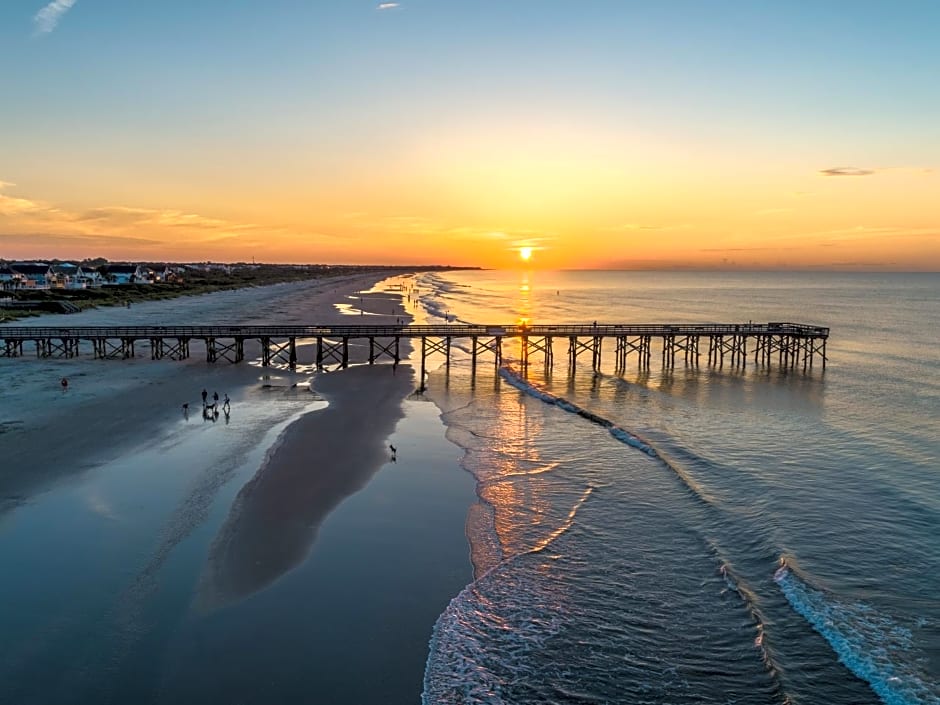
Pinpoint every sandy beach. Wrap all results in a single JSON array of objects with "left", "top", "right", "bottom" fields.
[
  {"left": 0, "top": 272, "right": 473, "bottom": 704},
  {"left": 1, "top": 272, "right": 409, "bottom": 504}
]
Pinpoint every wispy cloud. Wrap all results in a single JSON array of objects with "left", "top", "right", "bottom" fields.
[
  {"left": 0, "top": 182, "right": 43, "bottom": 215},
  {"left": 377, "top": 3, "right": 401, "bottom": 10},
  {"left": 601, "top": 222, "right": 692, "bottom": 233},
  {"left": 0, "top": 179, "right": 276, "bottom": 256},
  {"left": 33, "top": 0, "right": 77, "bottom": 34},
  {"left": 819, "top": 167, "right": 875, "bottom": 177}
]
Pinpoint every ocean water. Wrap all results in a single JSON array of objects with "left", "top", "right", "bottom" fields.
[{"left": 417, "top": 270, "right": 940, "bottom": 705}]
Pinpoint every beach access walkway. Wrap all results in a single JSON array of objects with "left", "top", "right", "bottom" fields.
[{"left": 0, "top": 323, "right": 829, "bottom": 383}]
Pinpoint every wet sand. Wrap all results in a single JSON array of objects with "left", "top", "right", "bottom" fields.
[
  {"left": 0, "top": 271, "right": 474, "bottom": 704},
  {"left": 197, "top": 363, "right": 416, "bottom": 610},
  {"left": 157, "top": 392, "right": 474, "bottom": 705}
]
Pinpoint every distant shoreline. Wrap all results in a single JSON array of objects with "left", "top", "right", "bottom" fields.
[{"left": 0, "top": 264, "right": 477, "bottom": 322}]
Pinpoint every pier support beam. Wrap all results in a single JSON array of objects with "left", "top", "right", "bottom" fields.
[
  {"left": 35, "top": 338, "right": 80, "bottom": 358},
  {"left": 92, "top": 337, "right": 135, "bottom": 359},
  {"left": 419, "top": 336, "right": 451, "bottom": 391},
  {"left": 261, "top": 337, "right": 298, "bottom": 368},
  {"left": 521, "top": 335, "right": 553, "bottom": 371},
  {"left": 368, "top": 336, "right": 401, "bottom": 365},
  {"left": 151, "top": 337, "right": 190, "bottom": 361},
  {"left": 470, "top": 336, "right": 502, "bottom": 376},
  {"left": 568, "top": 336, "right": 599, "bottom": 372},
  {"left": 0, "top": 339, "right": 24, "bottom": 357},
  {"left": 616, "top": 335, "right": 651, "bottom": 371}
]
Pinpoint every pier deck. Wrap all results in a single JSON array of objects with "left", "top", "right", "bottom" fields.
[
  {"left": 0, "top": 323, "right": 829, "bottom": 380},
  {"left": 0, "top": 322, "right": 828, "bottom": 384}
]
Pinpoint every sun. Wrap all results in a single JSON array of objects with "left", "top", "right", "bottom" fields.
[{"left": 519, "top": 247, "right": 533, "bottom": 262}]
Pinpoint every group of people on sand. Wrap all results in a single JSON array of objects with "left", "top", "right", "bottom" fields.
[{"left": 182, "top": 389, "right": 230, "bottom": 422}]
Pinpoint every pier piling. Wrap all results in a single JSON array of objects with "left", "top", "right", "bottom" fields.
[{"left": 0, "top": 323, "right": 829, "bottom": 381}]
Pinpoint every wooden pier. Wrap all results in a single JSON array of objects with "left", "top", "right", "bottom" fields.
[{"left": 0, "top": 323, "right": 828, "bottom": 386}]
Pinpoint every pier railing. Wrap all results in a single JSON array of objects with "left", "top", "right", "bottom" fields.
[
  {"left": 0, "top": 322, "right": 829, "bottom": 380},
  {"left": 0, "top": 322, "right": 828, "bottom": 338}
]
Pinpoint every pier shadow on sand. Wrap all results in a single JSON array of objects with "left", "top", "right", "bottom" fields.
[{"left": 195, "top": 364, "right": 412, "bottom": 612}]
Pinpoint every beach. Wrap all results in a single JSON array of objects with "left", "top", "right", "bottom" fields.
[{"left": 0, "top": 272, "right": 473, "bottom": 704}]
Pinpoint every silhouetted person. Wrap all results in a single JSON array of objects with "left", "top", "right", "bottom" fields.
[
  {"left": 223, "top": 394, "right": 230, "bottom": 411},
  {"left": 60, "top": 377, "right": 68, "bottom": 390},
  {"left": 213, "top": 392, "right": 219, "bottom": 403},
  {"left": 201, "top": 388, "right": 208, "bottom": 405}
]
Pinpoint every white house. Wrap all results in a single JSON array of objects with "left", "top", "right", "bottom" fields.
[
  {"left": 81, "top": 269, "right": 105, "bottom": 287},
  {"left": 150, "top": 265, "right": 174, "bottom": 282},
  {"left": 51, "top": 263, "right": 90, "bottom": 289}
]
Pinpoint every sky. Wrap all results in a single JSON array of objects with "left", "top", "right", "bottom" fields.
[{"left": 1, "top": 1, "right": 939, "bottom": 269}]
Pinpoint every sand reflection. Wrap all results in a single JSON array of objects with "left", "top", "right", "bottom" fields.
[{"left": 196, "top": 365, "right": 411, "bottom": 611}]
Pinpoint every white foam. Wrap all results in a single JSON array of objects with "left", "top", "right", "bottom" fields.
[
  {"left": 775, "top": 564, "right": 939, "bottom": 705},
  {"left": 499, "top": 366, "right": 658, "bottom": 458}
]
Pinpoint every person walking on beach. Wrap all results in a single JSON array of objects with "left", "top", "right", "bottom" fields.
[
  {"left": 201, "top": 388, "right": 208, "bottom": 405},
  {"left": 60, "top": 377, "right": 68, "bottom": 391},
  {"left": 213, "top": 391, "right": 219, "bottom": 404},
  {"left": 222, "top": 394, "right": 230, "bottom": 411}
]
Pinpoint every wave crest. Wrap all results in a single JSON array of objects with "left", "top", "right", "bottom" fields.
[{"left": 775, "top": 560, "right": 938, "bottom": 705}]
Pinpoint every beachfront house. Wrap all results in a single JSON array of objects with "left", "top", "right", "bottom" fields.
[
  {"left": 80, "top": 268, "right": 105, "bottom": 288},
  {"left": 51, "top": 263, "right": 94, "bottom": 289},
  {"left": 100, "top": 264, "right": 147, "bottom": 285},
  {"left": 0, "top": 266, "right": 27, "bottom": 290},
  {"left": 11, "top": 263, "right": 54, "bottom": 289},
  {"left": 150, "top": 265, "right": 174, "bottom": 282}
]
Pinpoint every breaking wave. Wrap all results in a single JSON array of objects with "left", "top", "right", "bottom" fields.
[{"left": 775, "top": 560, "right": 939, "bottom": 705}]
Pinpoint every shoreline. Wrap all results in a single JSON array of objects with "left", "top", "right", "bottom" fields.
[
  {"left": 0, "top": 265, "right": 472, "bottom": 323},
  {"left": 0, "top": 269, "right": 477, "bottom": 704}
]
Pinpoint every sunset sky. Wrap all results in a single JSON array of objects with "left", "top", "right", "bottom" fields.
[{"left": 2, "top": 1, "right": 938, "bottom": 269}]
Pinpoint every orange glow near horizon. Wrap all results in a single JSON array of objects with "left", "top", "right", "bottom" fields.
[{"left": 1, "top": 149, "right": 938, "bottom": 270}]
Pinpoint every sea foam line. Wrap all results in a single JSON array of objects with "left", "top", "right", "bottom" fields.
[
  {"left": 499, "top": 366, "right": 658, "bottom": 457},
  {"left": 498, "top": 364, "right": 804, "bottom": 701},
  {"left": 774, "top": 560, "right": 939, "bottom": 705}
]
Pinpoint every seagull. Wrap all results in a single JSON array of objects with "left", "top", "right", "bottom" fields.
[{"left": 389, "top": 444, "right": 397, "bottom": 454}]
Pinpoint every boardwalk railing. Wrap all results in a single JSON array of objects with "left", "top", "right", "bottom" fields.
[
  {"left": 0, "top": 322, "right": 829, "bottom": 338},
  {"left": 0, "top": 322, "right": 829, "bottom": 383}
]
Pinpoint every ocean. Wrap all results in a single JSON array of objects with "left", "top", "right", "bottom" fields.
[{"left": 416, "top": 270, "right": 939, "bottom": 705}]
